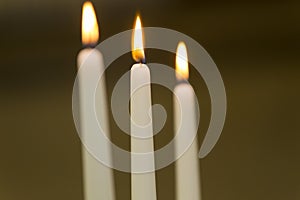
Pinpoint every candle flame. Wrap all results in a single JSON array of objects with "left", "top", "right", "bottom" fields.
[
  {"left": 132, "top": 15, "right": 145, "bottom": 62},
  {"left": 176, "top": 42, "right": 189, "bottom": 80},
  {"left": 81, "top": 1, "right": 99, "bottom": 46}
]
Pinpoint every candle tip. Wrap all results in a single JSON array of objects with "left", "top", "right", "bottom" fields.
[
  {"left": 81, "top": 1, "right": 99, "bottom": 46},
  {"left": 132, "top": 14, "right": 145, "bottom": 62},
  {"left": 176, "top": 42, "right": 189, "bottom": 80}
]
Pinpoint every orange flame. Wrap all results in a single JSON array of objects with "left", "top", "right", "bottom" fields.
[
  {"left": 176, "top": 42, "right": 189, "bottom": 80},
  {"left": 81, "top": 1, "right": 99, "bottom": 46},
  {"left": 132, "top": 15, "right": 145, "bottom": 62}
]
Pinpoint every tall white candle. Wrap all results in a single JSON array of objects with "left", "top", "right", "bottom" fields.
[
  {"left": 174, "top": 42, "right": 201, "bottom": 200},
  {"left": 77, "top": 2, "right": 115, "bottom": 200},
  {"left": 130, "top": 15, "right": 157, "bottom": 200}
]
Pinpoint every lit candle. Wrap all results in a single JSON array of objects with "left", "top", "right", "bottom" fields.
[
  {"left": 130, "top": 15, "right": 157, "bottom": 200},
  {"left": 174, "top": 42, "right": 202, "bottom": 200},
  {"left": 77, "top": 2, "right": 115, "bottom": 200}
]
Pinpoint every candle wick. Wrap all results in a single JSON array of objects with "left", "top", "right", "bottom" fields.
[
  {"left": 82, "top": 43, "right": 97, "bottom": 49},
  {"left": 177, "top": 79, "right": 189, "bottom": 85},
  {"left": 139, "top": 58, "right": 146, "bottom": 64}
]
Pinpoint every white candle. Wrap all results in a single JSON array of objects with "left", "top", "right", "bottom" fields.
[
  {"left": 174, "top": 42, "right": 201, "bottom": 200},
  {"left": 77, "top": 2, "right": 115, "bottom": 200},
  {"left": 130, "top": 15, "right": 157, "bottom": 200}
]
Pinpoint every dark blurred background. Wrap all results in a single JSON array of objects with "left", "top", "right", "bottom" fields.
[{"left": 1, "top": 0, "right": 300, "bottom": 199}]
